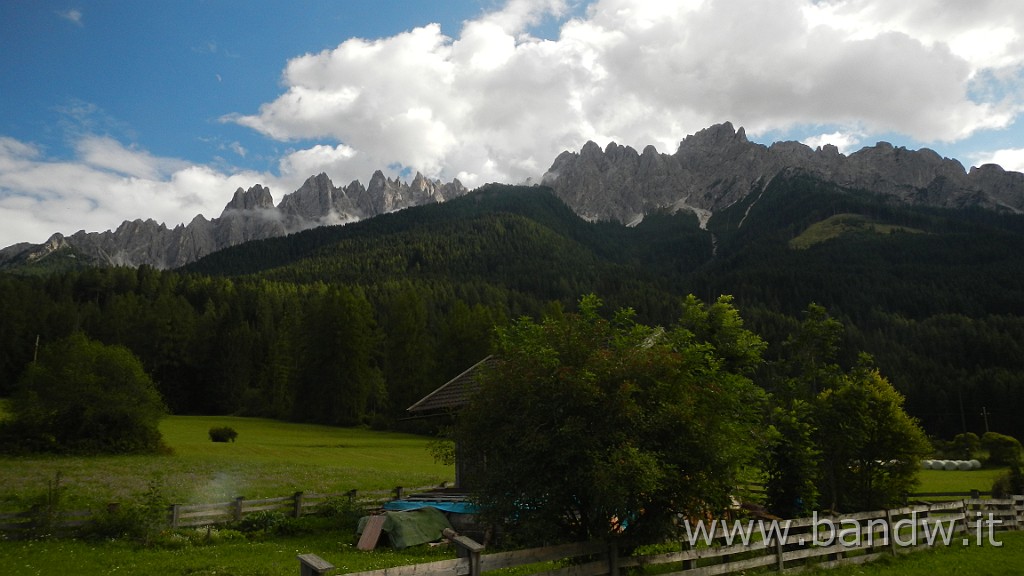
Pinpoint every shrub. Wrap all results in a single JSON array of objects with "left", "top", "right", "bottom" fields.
[
  {"left": 982, "top": 432, "right": 1022, "bottom": 466},
  {"left": 317, "top": 494, "right": 366, "bottom": 529},
  {"left": 88, "top": 480, "right": 169, "bottom": 546},
  {"left": 208, "top": 426, "right": 238, "bottom": 443},
  {"left": 236, "top": 510, "right": 302, "bottom": 537},
  {"left": 6, "top": 333, "right": 167, "bottom": 454},
  {"left": 992, "top": 467, "right": 1024, "bottom": 498}
]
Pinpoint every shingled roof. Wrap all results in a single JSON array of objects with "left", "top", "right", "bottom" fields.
[{"left": 407, "top": 355, "right": 496, "bottom": 413}]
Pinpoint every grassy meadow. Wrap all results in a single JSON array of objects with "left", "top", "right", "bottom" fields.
[
  {"left": 0, "top": 411, "right": 1019, "bottom": 576},
  {"left": 914, "top": 467, "right": 1007, "bottom": 498},
  {"left": 0, "top": 415, "right": 453, "bottom": 511}
]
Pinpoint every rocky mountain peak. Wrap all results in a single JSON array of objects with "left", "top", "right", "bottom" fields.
[
  {"left": 223, "top": 184, "right": 275, "bottom": 214},
  {"left": 541, "top": 121, "right": 1024, "bottom": 226},
  {"left": 677, "top": 122, "right": 749, "bottom": 153},
  {"left": 5, "top": 121, "right": 1023, "bottom": 272}
]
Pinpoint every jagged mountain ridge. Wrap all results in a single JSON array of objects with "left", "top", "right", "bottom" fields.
[
  {"left": 0, "top": 170, "right": 466, "bottom": 270},
  {"left": 541, "top": 122, "right": 1024, "bottom": 227},
  {"left": 4, "top": 121, "right": 1024, "bottom": 270}
]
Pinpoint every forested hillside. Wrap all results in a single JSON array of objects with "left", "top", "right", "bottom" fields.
[
  {"left": 1, "top": 180, "right": 1023, "bottom": 439},
  {"left": 696, "top": 172, "right": 1024, "bottom": 438}
]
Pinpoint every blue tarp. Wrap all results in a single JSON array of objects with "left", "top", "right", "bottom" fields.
[{"left": 383, "top": 500, "right": 479, "bottom": 514}]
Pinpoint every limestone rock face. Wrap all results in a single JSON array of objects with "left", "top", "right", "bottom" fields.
[
  {"left": 0, "top": 171, "right": 468, "bottom": 269},
  {"left": 541, "top": 122, "right": 1024, "bottom": 227},
  {"left": 4, "top": 121, "right": 1023, "bottom": 270}
]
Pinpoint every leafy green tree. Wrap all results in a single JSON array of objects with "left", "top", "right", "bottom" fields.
[
  {"left": 780, "top": 303, "right": 844, "bottom": 400},
  {"left": 814, "top": 355, "right": 930, "bottom": 511},
  {"left": 455, "top": 294, "right": 766, "bottom": 546},
  {"left": 4, "top": 333, "right": 167, "bottom": 454},
  {"left": 762, "top": 400, "right": 820, "bottom": 517}
]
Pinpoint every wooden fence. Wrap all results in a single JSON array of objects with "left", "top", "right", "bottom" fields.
[
  {"left": 316, "top": 495, "right": 1023, "bottom": 576},
  {"left": 0, "top": 485, "right": 435, "bottom": 538}
]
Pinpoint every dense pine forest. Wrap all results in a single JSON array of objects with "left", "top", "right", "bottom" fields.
[{"left": 2, "top": 179, "right": 1023, "bottom": 440}]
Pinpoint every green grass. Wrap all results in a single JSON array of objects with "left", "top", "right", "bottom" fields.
[
  {"left": 790, "top": 213, "right": 925, "bottom": 249},
  {"left": 914, "top": 467, "right": 1007, "bottom": 498},
  {"left": 0, "top": 527, "right": 458, "bottom": 576},
  {"left": 799, "top": 531, "right": 1024, "bottom": 575},
  {"left": 0, "top": 415, "right": 453, "bottom": 511}
]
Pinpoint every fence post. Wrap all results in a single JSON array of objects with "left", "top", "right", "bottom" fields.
[
  {"left": 680, "top": 528, "right": 697, "bottom": 570},
  {"left": 885, "top": 508, "right": 897, "bottom": 556},
  {"left": 294, "top": 492, "right": 305, "bottom": 518},
  {"left": 170, "top": 504, "right": 181, "bottom": 529},
  {"left": 607, "top": 542, "right": 619, "bottom": 576},
  {"left": 233, "top": 497, "right": 244, "bottom": 522},
  {"left": 956, "top": 500, "right": 969, "bottom": 539},
  {"left": 444, "top": 527, "right": 484, "bottom": 576},
  {"left": 347, "top": 489, "right": 357, "bottom": 505},
  {"left": 394, "top": 486, "right": 404, "bottom": 501},
  {"left": 774, "top": 530, "right": 785, "bottom": 571}
]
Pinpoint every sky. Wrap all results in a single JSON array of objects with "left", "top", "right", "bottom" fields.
[{"left": 2, "top": 0, "right": 1024, "bottom": 248}]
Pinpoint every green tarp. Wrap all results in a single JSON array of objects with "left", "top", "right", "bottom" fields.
[{"left": 356, "top": 506, "right": 453, "bottom": 549}]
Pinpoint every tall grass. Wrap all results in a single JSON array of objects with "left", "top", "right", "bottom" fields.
[{"left": 0, "top": 415, "right": 453, "bottom": 511}]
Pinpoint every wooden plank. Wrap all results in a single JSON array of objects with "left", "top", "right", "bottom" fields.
[
  {"left": 479, "top": 541, "right": 604, "bottom": 572},
  {"left": 342, "top": 557, "right": 468, "bottom": 576},
  {"left": 533, "top": 558, "right": 608, "bottom": 576},
  {"left": 357, "top": 515, "right": 387, "bottom": 551},
  {"left": 298, "top": 553, "right": 336, "bottom": 573},
  {"left": 653, "top": 553, "right": 776, "bottom": 576}
]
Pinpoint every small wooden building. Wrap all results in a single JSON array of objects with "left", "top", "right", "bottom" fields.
[{"left": 407, "top": 355, "right": 496, "bottom": 489}]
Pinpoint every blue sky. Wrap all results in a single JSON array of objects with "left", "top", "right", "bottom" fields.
[{"left": 2, "top": 0, "right": 1023, "bottom": 247}]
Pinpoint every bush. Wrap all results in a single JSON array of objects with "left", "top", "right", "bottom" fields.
[
  {"left": 87, "top": 480, "right": 169, "bottom": 546},
  {"left": 208, "top": 426, "right": 238, "bottom": 443},
  {"left": 5, "top": 333, "right": 167, "bottom": 454},
  {"left": 236, "top": 510, "right": 302, "bottom": 537},
  {"left": 317, "top": 495, "right": 365, "bottom": 529},
  {"left": 992, "top": 467, "right": 1024, "bottom": 498},
  {"left": 982, "top": 432, "right": 1022, "bottom": 466}
]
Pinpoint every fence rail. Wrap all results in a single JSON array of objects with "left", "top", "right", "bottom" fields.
[
  {"left": 0, "top": 485, "right": 439, "bottom": 537},
  {"left": 322, "top": 495, "right": 1024, "bottom": 576}
]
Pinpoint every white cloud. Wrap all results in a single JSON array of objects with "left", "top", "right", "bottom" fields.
[
  {"left": 5, "top": 0, "right": 1024, "bottom": 249},
  {"left": 75, "top": 135, "right": 190, "bottom": 180},
  {"left": 229, "top": 0, "right": 1024, "bottom": 188},
  {"left": 802, "top": 130, "right": 864, "bottom": 154},
  {"left": 57, "top": 9, "right": 83, "bottom": 26},
  {"left": 974, "top": 148, "right": 1024, "bottom": 173},
  {"left": 0, "top": 134, "right": 280, "bottom": 247}
]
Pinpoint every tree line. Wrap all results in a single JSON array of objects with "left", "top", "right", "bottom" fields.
[{"left": 1, "top": 180, "right": 1023, "bottom": 442}]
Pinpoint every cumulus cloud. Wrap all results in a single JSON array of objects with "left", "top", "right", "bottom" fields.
[
  {"left": 802, "top": 131, "right": 865, "bottom": 154},
  {"left": 0, "top": 134, "right": 284, "bottom": 247},
  {"left": 226, "top": 0, "right": 1024, "bottom": 189},
  {"left": 974, "top": 148, "right": 1024, "bottom": 173},
  {"left": 4, "top": 0, "right": 1024, "bottom": 249}
]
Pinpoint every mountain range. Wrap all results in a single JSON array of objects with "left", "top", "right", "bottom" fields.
[
  {"left": 3, "top": 121, "right": 1023, "bottom": 271},
  {"left": 2, "top": 133, "right": 1024, "bottom": 439}
]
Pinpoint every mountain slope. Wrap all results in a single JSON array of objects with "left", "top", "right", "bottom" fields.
[
  {"left": 2, "top": 175, "right": 1024, "bottom": 439},
  {"left": 186, "top": 184, "right": 711, "bottom": 318},
  {"left": 5, "top": 122, "right": 1024, "bottom": 272}
]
